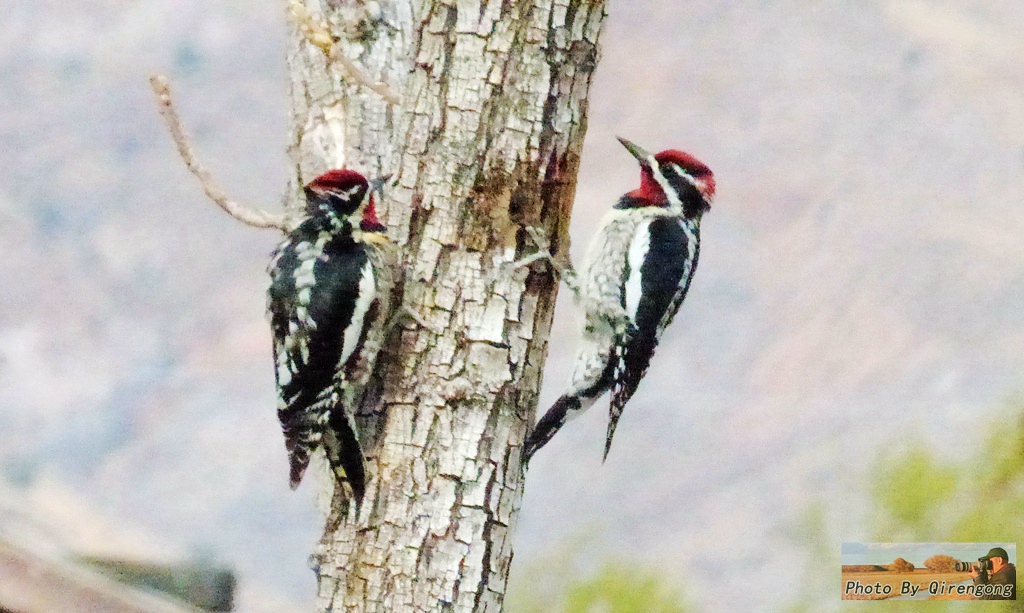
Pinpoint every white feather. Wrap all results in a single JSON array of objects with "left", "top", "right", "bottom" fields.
[
  {"left": 339, "top": 262, "right": 376, "bottom": 365},
  {"left": 276, "top": 358, "right": 293, "bottom": 387},
  {"left": 624, "top": 221, "right": 652, "bottom": 321},
  {"left": 651, "top": 164, "right": 682, "bottom": 211}
]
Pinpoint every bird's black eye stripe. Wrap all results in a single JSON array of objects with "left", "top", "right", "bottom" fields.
[
  {"left": 667, "top": 164, "right": 707, "bottom": 182},
  {"left": 329, "top": 187, "right": 364, "bottom": 205},
  {"left": 664, "top": 164, "right": 687, "bottom": 179}
]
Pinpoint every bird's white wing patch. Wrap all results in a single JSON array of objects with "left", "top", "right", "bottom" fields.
[
  {"left": 624, "top": 220, "right": 652, "bottom": 321},
  {"left": 339, "top": 261, "right": 376, "bottom": 366}
]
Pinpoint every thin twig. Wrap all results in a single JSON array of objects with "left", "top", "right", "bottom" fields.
[
  {"left": 289, "top": 1, "right": 401, "bottom": 106},
  {"left": 148, "top": 74, "right": 289, "bottom": 231}
]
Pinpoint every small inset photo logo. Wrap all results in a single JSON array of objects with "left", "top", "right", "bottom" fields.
[{"left": 841, "top": 543, "right": 1016, "bottom": 601}]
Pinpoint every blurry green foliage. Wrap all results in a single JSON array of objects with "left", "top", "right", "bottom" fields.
[
  {"left": 872, "top": 445, "right": 959, "bottom": 540},
  {"left": 873, "top": 409, "right": 1024, "bottom": 546},
  {"left": 559, "top": 563, "right": 688, "bottom": 613},
  {"left": 786, "top": 406, "right": 1024, "bottom": 613},
  {"left": 511, "top": 409, "right": 1024, "bottom": 613},
  {"left": 864, "top": 406, "right": 1023, "bottom": 612},
  {"left": 507, "top": 538, "right": 690, "bottom": 613}
]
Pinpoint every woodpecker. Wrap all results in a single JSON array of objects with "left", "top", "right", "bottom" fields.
[
  {"left": 267, "top": 169, "right": 394, "bottom": 504},
  {"left": 522, "top": 137, "right": 715, "bottom": 462}
]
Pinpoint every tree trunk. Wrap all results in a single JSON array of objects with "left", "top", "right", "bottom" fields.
[{"left": 286, "top": 1, "right": 607, "bottom": 610}]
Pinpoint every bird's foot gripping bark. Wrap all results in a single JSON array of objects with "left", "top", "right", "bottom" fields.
[
  {"left": 384, "top": 305, "right": 442, "bottom": 335},
  {"left": 511, "top": 225, "right": 581, "bottom": 297}
]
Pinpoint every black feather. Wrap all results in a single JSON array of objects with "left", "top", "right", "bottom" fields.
[
  {"left": 606, "top": 217, "right": 697, "bottom": 458},
  {"left": 268, "top": 216, "right": 372, "bottom": 497}
]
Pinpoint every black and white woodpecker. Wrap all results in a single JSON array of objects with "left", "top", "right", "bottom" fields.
[
  {"left": 267, "top": 169, "right": 395, "bottom": 504},
  {"left": 522, "top": 137, "right": 716, "bottom": 462}
]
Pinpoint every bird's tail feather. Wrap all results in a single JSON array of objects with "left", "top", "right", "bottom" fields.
[
  {"left": 324, "top": 408, "right": 367, "bottom": 507},
  {"left": 283, "top": 419, "right": 321, "bottom": 490},
  {"left": 603, "top": 411, "right": 622, "bottom": 462},
  {"left": 523, "top": 394, "right": 581, "bottom": 463}
]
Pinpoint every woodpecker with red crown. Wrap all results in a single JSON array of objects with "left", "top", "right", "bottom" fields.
[
  {"left": 267, "top": 169, "right": 394, "bottom": 505},
  {"left": 522, "top": 137, "right": 715, "bottom": 462}
]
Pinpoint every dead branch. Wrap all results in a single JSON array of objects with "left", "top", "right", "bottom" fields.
[
  {"left": 288, "top": 1, "right": 401, "bottom": 106},
  {"left": 148, "top": 74, "right": 289, "bottom": 231}
]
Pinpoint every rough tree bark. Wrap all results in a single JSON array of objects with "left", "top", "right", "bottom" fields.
[
  {"left": 161, "top": 0, "right": 608, "bottom": 610},
  {"left": 286, "top": 1, "right": 609, "bottom": 610},
  {"left": 286, "top": 2, "right": 608, "bottom": 610}
]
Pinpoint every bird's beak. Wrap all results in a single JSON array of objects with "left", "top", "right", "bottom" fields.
[{"left": 617, "top": 136, "right": 653, "bottom": 169}]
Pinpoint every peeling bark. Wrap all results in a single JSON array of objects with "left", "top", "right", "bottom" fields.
[{"left": 286, "top": 1, "right": 608, "bottom": 610}]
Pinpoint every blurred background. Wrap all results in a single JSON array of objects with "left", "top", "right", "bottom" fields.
[{"left": 1, "top": 1, "right": 1022, "bottom": 611}]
